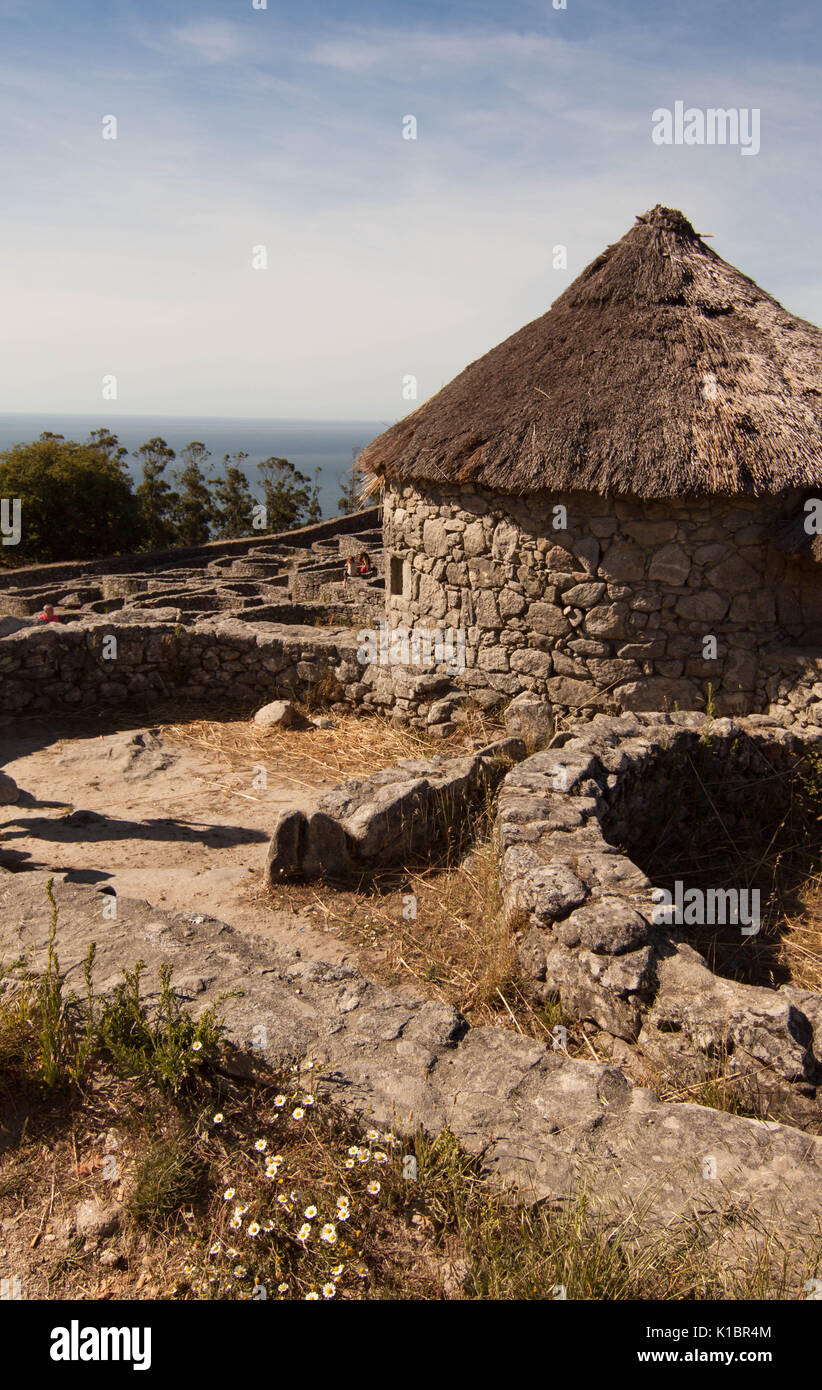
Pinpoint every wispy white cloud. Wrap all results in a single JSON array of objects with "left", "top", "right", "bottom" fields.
[
  {"left": 0, "top": 10, "right": 819, "bottom": 417},
  {"left": 309, "top": 29, "right": 570, "bottom": 75},
  {"left": 167, "top": 19, "right": 253, "bottom": 64}
]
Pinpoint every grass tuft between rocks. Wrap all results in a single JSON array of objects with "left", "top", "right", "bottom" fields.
[{"left": 0, "top": 882, "right": 819, "bottom": 1301}]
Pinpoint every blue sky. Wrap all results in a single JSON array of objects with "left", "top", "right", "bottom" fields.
[{"left": 1, "top": 0, "right": 820, "bottom": 419}]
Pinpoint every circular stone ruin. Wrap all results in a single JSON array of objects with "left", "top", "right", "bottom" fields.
[{"left": 499, "top": 710, "right": 822, "bottom": 1130}]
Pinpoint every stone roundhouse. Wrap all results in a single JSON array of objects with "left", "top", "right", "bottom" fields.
[{"left": 360, "top": 206, "right": 822, "bottom": 716}]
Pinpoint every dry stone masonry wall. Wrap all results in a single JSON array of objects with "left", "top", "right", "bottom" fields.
[
  {"left": 0, "top": 511, "right": 383, "bottom": 631},
  {"left": 499, "top": 709, "right": 822, "bottom": 1129},
  {"left": 0, "top": 511, "right": 385, "bottom": 715},
  {"left": 383, "top": 481, "right": 822, "bottom": 720},
  {"left": 0, "top": 618, "right": 370, "bottom": 715}
]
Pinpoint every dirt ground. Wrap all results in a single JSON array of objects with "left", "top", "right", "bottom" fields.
[{"left": 0, "top": 712, "right": 354, "bottom": 963}]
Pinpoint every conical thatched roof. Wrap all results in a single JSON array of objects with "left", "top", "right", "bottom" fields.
[{"left": 361, "top": 205, "right": 822, "bottom": 499}]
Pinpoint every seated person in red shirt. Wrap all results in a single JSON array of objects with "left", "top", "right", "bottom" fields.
[{"left": 37, "top": 604, "right": 60, "bottom": 623}]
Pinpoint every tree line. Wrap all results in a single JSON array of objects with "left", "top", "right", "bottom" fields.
[{"left": 0, "top": 429, "right": 368, "bottom": 566}]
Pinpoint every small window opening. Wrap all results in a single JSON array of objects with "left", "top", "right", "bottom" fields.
[{"left": 390, "top": 555, "right": 404, "bottom": 597}]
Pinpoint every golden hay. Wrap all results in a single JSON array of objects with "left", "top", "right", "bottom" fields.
[
  {"left": 160, "top": 709, "right": 501, "bottom": 788},
  {"left": 778, "top": 870, "right": 822, "bottom": 994}
]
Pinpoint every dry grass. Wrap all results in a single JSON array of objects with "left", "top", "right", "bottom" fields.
[
  {"left": 160, "top": 709, "right": 502, "bottom": 792},
  {"left": 639, "top": 1054, "right": 773, "bottom": 1120},
  {"left": 778, "top": 868, "right": 822, "bottom": 994},
  {"left": 266, "top": 833, "right": 580, "bottom": 1048}
]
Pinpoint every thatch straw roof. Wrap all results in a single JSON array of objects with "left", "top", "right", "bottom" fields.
[{"left": 360, "top": 205, "right": 822, "bottom": 499}]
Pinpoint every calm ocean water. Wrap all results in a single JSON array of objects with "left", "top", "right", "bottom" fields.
[{"left": 0, "top": 415, "right": 388, "bottom": 519}]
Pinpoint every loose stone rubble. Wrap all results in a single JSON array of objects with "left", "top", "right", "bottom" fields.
[
  {"left": 0, "top": 772, "right": 19, "bottom": 805},
  {"left": 253, "top": 698, "right": 312, "bottom": 730}
]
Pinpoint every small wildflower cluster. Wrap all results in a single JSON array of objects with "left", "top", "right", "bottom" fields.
[{"left": 178, "top": 1062, "right": 403, "bottom": 1301}]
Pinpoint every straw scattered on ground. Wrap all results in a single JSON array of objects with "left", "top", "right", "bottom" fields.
[
  {"left": 779, "top": 870, "right": 822, "bottom": 994},
  {"left": 161, "top": 710, "right": 502, "bottom": 791}
]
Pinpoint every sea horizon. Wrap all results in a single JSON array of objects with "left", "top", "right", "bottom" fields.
[{"left": 0, "top": 413, "right": 389, "bottom": 518}]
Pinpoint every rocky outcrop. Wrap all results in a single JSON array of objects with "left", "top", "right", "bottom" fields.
[
  {"left": 2, "top": 869, "right": 822, "bottom": 1278},
  {"left": 266, "top": 738, "right": 526, "bottom": 881},
  {"left": 639, "top": 942, "right": 821, "bottom": 1129},
  {"left": 0, "top": 772, "right": 20, "bottom": 805}
]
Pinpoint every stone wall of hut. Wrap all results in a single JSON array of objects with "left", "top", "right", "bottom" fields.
[{"left": 382, "top": 482, "right": 822, "bottom": 717}]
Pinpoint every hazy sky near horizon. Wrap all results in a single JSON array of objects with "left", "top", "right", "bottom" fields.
[{"left": 2, "top": 0, "right": 820, "bottom": 421}]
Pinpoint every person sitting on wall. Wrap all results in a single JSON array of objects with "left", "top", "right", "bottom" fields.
[
  {"left": 342, "top": 555, "right": 358, "bottom": 587},
  {"left": 358, "top": 552, "right": 372, "bottom": 577},
  {"left": 37, "top": 604, "right": 60, "bottom": 623}
]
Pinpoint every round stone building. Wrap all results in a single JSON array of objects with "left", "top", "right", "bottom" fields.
[{"left": 359, "top": 205, "right": 822, "bottom": 719}]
